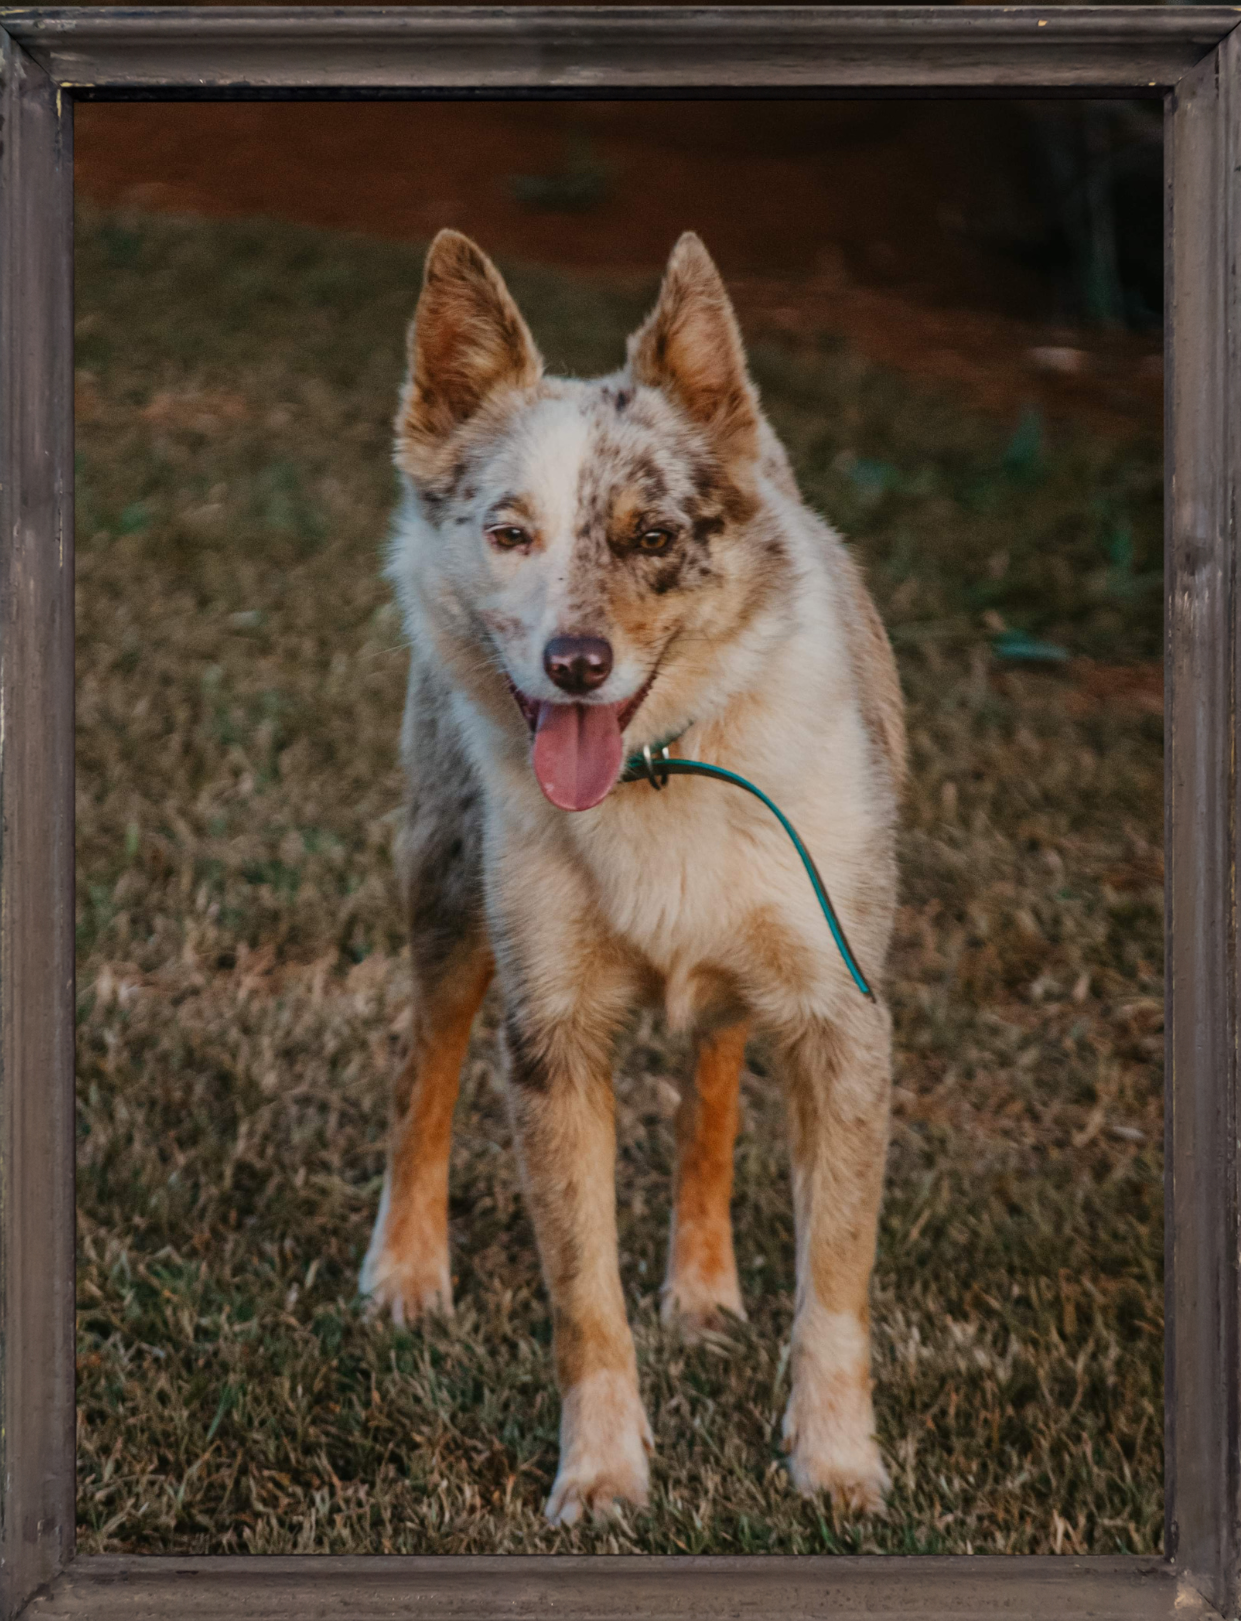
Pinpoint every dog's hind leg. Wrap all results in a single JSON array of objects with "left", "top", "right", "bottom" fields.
[
  {"left": 504, "top": 1007, "right": 653, "bottom": 1527},
  {"left": 360, "top": 942, "right": 492, "bottom": 1324},
  {"left": 361, "top": 730, "right": 491, "bottom": 1326},
  {"left": 661, "top": 1020, "right": 747, "bottom": 1337},
  {"left": 778, "top": 1001, "right": 892, "bottom": 1514}
]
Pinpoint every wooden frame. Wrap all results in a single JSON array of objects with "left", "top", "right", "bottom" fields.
[{"left": 0, "top": 6, "right": 1236, "bottom": 1616}]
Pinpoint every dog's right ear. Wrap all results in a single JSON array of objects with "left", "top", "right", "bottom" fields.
[
  {"left": 397, "top": 230, "right": 542, "bottom": 480},
  {"left": 627, "top": 233, "right": 759, "bottom": 463}
]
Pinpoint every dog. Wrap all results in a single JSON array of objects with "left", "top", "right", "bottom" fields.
[{"left": 361, "top": 228, "right": 905, "bottom": 1526}]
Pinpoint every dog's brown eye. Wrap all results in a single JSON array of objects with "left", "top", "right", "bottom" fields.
[
  {"left": 636, "top": 529, "right": 672, "bottom": 554},
  {"left": 488, "top": 525, "right": 528, "bottom": 550}
]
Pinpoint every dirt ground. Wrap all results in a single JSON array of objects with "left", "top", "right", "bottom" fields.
[{"left": 75, "top": 98, "right": 1164, "bottom": 438}]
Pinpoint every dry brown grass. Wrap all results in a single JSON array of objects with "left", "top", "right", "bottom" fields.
[{"left": 75, "top": 207, "right": 1164, "bottom": 1556}]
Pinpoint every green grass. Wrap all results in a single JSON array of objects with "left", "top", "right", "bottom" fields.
[{"left": 75, "top": 206, "right": 1164, "bottom": 1556}]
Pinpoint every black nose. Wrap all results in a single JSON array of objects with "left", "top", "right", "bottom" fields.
[{"left": 543, "top": 635, "right": 613, "bottom": 695}]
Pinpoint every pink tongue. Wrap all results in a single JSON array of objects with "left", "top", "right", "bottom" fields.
[{"left": 531, "top": 701, "right": 625, "bottom": 811}]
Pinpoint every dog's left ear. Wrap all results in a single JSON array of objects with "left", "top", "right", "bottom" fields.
[{"left": 627, "top": 233, "right": 759, "bottom": 461}]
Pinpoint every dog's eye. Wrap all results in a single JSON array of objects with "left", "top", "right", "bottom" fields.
[
  {"left": 636, "top": 529, "right": 672, "bottom": 554},
  {"left": 487, "top": 525, "right": 529, "bottom": 550}
]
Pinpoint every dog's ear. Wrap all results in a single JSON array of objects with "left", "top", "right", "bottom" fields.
[
  {"left": 398, "top": 230, "right": 542, "bottom": 478},
  {"left": 627, "top": 233, "right": 759, "bottom": 461}
]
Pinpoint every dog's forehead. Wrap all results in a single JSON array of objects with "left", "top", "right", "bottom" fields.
[
  {"left": 493, "top": 393, "right": 592, "bottom": 520},
  {"left": 494, "top": 382, "right": 691, "bottom": 518}
]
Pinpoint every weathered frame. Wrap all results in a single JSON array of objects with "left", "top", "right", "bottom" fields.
[{"left": 0, "top": 7, "right": 1237, "bottom": 1617}]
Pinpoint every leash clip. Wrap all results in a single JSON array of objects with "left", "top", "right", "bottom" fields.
[{"left": 641, "top": 742, "right": 672, "bottom": 790}]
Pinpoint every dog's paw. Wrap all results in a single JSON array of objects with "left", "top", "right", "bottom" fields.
[
  {"left": 786, "top": 1435, "right": 890, "bottom": 1515},
  {"left": 359, "top": 1232, "right": 452, "bottom": 1327},
  {"left": 781, "top": 1387, "right": 889, "bottom": 1515},
  {"left": 361, "top": 1259, "right": 453, "bottom": 1327},
  {"left": 545, "top": 1371, "right": 653, "bottom": 1527},
  {"left": 661, "top": 1221, "right": 745, "bottom": 1342},
  {"left": 359, "top": 1176, "right": 453, "bottom": 1326},
  {"left": 660, "top": 1271, "right": 746, "bottom": 1342}
]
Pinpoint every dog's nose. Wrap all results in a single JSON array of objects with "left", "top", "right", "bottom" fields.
[{"left": 543, "top": 635, "right": 613, "bottom": 695}]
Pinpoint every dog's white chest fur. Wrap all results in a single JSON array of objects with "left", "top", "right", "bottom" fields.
[
  {"left": 560, "top": 634, "right": 880, "bottom": 1031},
  {"left": 396, "top": 488, "right": 886, "bottom": 1034}
]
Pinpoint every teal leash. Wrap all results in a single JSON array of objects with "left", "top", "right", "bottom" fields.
[{"left": 619, "top": 738, "right": 875, "bottom": 1003}]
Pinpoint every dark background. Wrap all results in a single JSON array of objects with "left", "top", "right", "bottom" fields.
[{"left": 75, "top": 94, "right": 1165, "bottom": 439}]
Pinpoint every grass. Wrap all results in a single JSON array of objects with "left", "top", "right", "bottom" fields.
[{"left": 74, "top": 206, "right": 1165, "bottom": 1557}]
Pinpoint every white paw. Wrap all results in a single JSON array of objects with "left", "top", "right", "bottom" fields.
[
  {"left": 782, "top": 1379, "right": 889, "bottom": 1513},
  {"left": 782, "top": 1305, "right": 889, "bottom": 1514},
  {"left": 545, "top": 1371, "right": 653, "bottom": 1527},
  {"left": 360, "top": 1251, "right": 453, "bottom": 1327},
  {"left": 359, "top": 1185, "right": 452, "bottom": 1327}
]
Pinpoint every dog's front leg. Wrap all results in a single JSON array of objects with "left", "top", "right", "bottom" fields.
[
  {"left": 504, "top": 1013, "right": 652, "bottom": 1527},
  {"left": 779, "top": 1002, "right": 892, "bottom": 1513}
]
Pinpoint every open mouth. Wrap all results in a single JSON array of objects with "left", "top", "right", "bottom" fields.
[{"left": 507, "top": 670, "right": 655, "bottom": 812}]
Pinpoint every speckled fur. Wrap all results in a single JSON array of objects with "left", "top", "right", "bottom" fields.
[{"left": 364, "top": 230, "right": 905, "bottom": 1524}]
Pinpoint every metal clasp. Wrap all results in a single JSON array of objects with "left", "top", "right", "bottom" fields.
[{"left": 641, "top": 742, "right": 671, "bottom": 790}]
